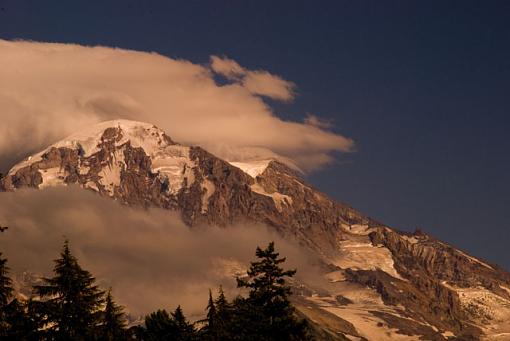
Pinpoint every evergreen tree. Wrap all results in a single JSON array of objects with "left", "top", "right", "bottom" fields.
[
  {"left": 0, "top": 252, "right": 13, "bottom": 337},
  {"left": 200, "top": 289, "right": 217, "bottom": 339},
  {"left": 213, "top": 286, "right": 232, "bottom": 340},
  {"left": 205, "top": 290, "right": 217, "bottom": 329},
  {"left": 0, "top": 254, "right": 41, "bottom": 340},
  {"left": 201, "top": 286, "right": 232, "bottom": 340},
  {"left": 142, "top": 306, "right": 197, "bottom": 341},
  {"left": 214, "top": 286, "right": 229, "bottom": 322},
  {"left": 33, "top": 240, "right": 105, "bottom": 340},
  {"left": 98, "top": 289, "right": 126, "bottom": 341},
  {"left": 171, "top": 305, "right": 196, "bottom": 340},
  {"left": 236, "top": 242, "right": 312, "bottom": 341},
  {"left": 3, "top": 298, "right": 42, "bottom": 341},
  {"left": 143, "top": 309, "right": 177, "bottom": 341},
  {"left": 0, "top": 253, "right": 13, "bottom": 308}
]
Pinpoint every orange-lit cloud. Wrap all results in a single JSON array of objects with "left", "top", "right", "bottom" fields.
[
  {"left": 210, "top": 55, "right": 245, "bottom": 79},
  {"left": 304, "top": 113, "right": 334, "bottom": 129},
  {"left": 0, "top": 40, "right": 353, "bottom": 173},
  {"left": 0, "top": 187, "right": 323, "bottom": 317},
  {"left": 210, "top": 55, "right": 295, "bottom": 101}
]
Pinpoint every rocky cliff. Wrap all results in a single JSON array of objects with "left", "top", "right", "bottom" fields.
[{"left": 2, "top": 120, "right": 510, "bottom": 340}]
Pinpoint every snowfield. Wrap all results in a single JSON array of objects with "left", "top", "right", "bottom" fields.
[{"left": 229, "top": 159, "right": 271, "bottom": 178}]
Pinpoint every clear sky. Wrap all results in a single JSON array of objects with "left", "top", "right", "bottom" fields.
[{"left": 1, "top": 1, "right": 509, "bottom": 269}]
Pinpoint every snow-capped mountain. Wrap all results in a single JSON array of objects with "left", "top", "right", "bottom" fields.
[{"left": 2, "top": 120, "right": 510, "bottom": 340}]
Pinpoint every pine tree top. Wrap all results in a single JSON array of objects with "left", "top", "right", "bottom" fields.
[
  {"left": 0, "top": 252, "right": 13, "bottom": 307},
  {"left": 104, "top": 289, "right": 126, "bottom": 326},
  {"left": 172, "top": 305, "right": 186, "bottom": 326},
  {"left": 100, "top": 289, "right": 127, "bottom": 339},
  {"left": 216, "top": 286, "right": 227, "bottom": 305},
  {"left": 35, "top": 240, "right": 104, "bottom": 302},
  {"left": 237, "top": 241, "right": 296, "bottom": 302},
  {"left": 33, "top": 240, "right": 105, "bottom": 339}
]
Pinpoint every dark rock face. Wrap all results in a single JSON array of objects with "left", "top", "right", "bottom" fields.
[
  {"left": 0, "top": 127, "right": 369, "bottom": 259},
  {"left": 3, "top": 120, "right": 510, "bottom": 339},
  {"left": 253, "top": 161, "right": 373, "bottom": 255},
  {"left": 183, "top": 146, "right": 256, "bottom": 226},
  {"left": 173, "top": 148, "right": 375, "bottom": 259},
  {"left": 370, "top": 228, "right": 510, "bottom": 288}
]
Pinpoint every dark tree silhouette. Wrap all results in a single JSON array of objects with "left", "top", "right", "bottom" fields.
[
  {"left": 0, "top": 238, "right": 313, "bottom": 340},
  {"left": 200, "top": 286, "right": 233, "bottom": 340},
  {"left": 33, "top": 240, "right": 105, "bottom": 340},
  {"left": 0, "top": 252, "right": 40, "bottom": 340},
  {"left": 2, "top": 298, "right": 42, "bottom": 340},
  {"left": 200, "top": 289, "right": 217, "bottom": 339},
  {"left": 0, "top": 253, "right": 12, "bottom": 308},
  {"left": 143, "top": 309, "right": 176, "bottom": 340},
  {"left": 98, "top": 289, "right": 126, "bottom": 341},
  {"left": 0, "top": 252, "right": 13, "bottom": 337},
  {"left": 235, "top": 242, "right": 312, "bottom": 341},
  {"left": 171, "top": 305, "right": 196, "bottom": 340}
]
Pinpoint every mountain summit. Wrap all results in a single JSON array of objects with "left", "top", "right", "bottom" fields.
[{"left": 2, "top": 120, "right": 510, "bottom": 340}]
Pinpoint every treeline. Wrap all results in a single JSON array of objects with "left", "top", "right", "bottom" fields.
[{"left": 0, "top": 240, "right": 313, "bottom": 340}]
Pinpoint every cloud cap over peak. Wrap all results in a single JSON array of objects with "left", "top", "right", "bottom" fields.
[{"left": 0, "top": 40, "right": 354, "bottom": 173}]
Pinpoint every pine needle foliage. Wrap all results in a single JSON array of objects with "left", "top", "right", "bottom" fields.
[{"left": 33, "top": 240, "right": 105, "bottom": 340}]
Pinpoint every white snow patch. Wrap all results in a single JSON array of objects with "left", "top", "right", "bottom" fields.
[
  {"left": 8, "top": 119, "right": 173, "bottom": 174},
  {"left": 229, "top": 160, "right": 271, "bottom": 178},
  {"left": 38, "top": 167, "right": 66, "bottom": 189},
  {"left": 53, "top": 119, "right": 159, "bottom": 157},
  {"left": 443, "top": 282, "right": 510, "bottom": 338},
  {"left": 500, "top": 285, "right": 510, "bottom": 296},
  {"left": 8, "top": 150, "right": 46, "bottom": 175},
  {"left": 7, "top": 120, "right": 200, "bottom": 196},
  {"left": 98, "top": 165, "right": 121, "bottom": 195},
  {"left": 317, "top": 287, "right": 435, "bottom": 341},
  {"left": 333, "top": 240, "right": 404, "bottom": 280},
  {"left": 152, "top": 145, "right": 195, "bottom": 194},
  {"left": 345, "top": 224, "right": 374, "bottom": 235},
  {"left": 250, "top": 183, "right": 292, "bottom": 212},
  {"left": 51, "top": 119, "right": 173, "bottom": 160},
  {"left": 78, "top": 165, "right": 90, "bottom": 175},
  {"left": 401, "top": 235, "right": 419, "bottom": 244},
  {"left": 85, "top": 181, "right": 99, "bottom": 192},
  {"left": 97, "top": 148, "right": 125, "bottom": 195},
  {"left": 307, "top": 286, "right": 421, "bottom": 341},
  {"left": 324, "top": 306, "right": 421, "bottom": 341},
  {"left": 442, "top": 331, "right": 455, "bottom": 338}
]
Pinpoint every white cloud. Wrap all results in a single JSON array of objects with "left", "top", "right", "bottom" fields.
[
  {"left": 242, "top": 70, "right": 295, "bottom": 102},
  {"left": 210, "top": 55, "right": 295, "bottom": 101},
  {"left": 0, "top": 187, "right": 323, "bottom": 317},
  {"left": 210, "top": 55, "right": 245, "bottom": 79},
  {"left": 304, "top": 113, "right": 334, "bottom": 129},
  {"left": 0, "top": 40, "right": 353, "bottom": 173}
]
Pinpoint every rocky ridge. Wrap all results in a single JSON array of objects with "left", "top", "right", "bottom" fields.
[{"left": 2, "top": 120, "right": 510, "bottom": 340}]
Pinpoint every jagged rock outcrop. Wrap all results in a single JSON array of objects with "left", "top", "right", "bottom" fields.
[
  {"left": 0, "top": 121, "right": 370, "bottom": 259},
  {"left": 3, "top": 119, "right": 510, "bottom": 340}
]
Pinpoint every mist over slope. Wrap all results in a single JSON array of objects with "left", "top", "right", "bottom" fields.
[{"left": 0, "top": 186, "right": 321, "bottom": 317}]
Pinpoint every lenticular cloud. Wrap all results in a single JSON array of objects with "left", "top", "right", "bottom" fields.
[{"left": 0, "top": 39, "right": 353, "bottom": 173}]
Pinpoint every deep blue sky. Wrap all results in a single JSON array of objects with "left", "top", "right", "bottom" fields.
[{"left": 1, "top": 1, "right": 509, "bottom": 269}]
